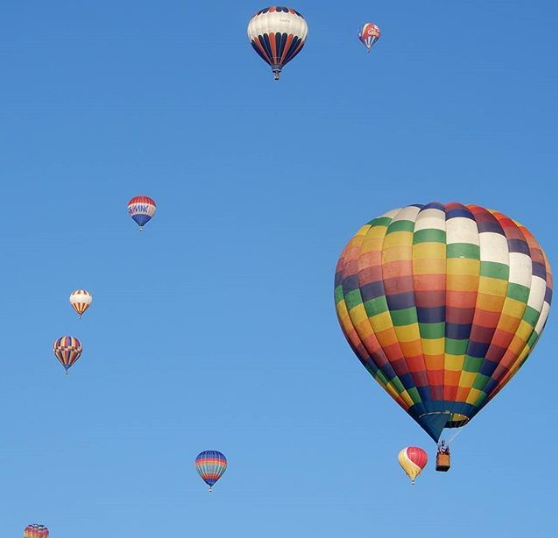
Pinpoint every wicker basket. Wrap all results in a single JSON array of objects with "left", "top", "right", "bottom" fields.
[{"left": 436, "top": 453, "right": 451, "bottom": 472}]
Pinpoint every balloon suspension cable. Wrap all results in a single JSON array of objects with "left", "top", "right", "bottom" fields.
[{"left": 445, "top": 427, "right": 464, "bottom": 446}]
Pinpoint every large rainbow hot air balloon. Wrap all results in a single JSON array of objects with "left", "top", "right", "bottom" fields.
[
  {"left": 195, "top": 450, "right": 227, "bottom": 492},
  {"left": 128, "top": 196, "right": 156, "bottom": 231},
  {"left": 247, "top": 7, "right": 308, "bottom": 80},
  {"left": 69, "top": 289, "right": 93, "bottom": 318},
  {"left": 53, "top": 336, "right": 83, "bottom": 374},
  {"left": 335, "top": 202, "right": 552, "bottom": 443},
  {"left": 398, "top": 447, "right": 428, "bottom": 484},
  {"left": 358, "top": 23, "right": 381, "bottom": 53},
  {"left": 23, "top": 524, "right": 49, "bottom": 538}
]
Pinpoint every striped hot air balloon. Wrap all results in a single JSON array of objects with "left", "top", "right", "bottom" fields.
[
  {"left": 358, "top": 22, "right": 381, "bottom": 53},
  {"left": 23, "top": 524, "right": 49, "bottom": 538},
  {"left": 247, "top": 7, "right": 308, "bottom": 80},
  {"left": 53, "top": 336, "right": 83, "bottom": 374},
  {"left": 335, "top": 202, "right": 552, "bottom": 443},
  {"left": 195, "top": 450, "right": 227, "bottom": 492},
  {"left": 128, "top": 196, "right": 156, "bottom": 231},
  {"left": 398, "top": 447, "right": 428, "bottom": 484},
  {"left": 69, "top": 289, "right": 93, "bottom": 318}
]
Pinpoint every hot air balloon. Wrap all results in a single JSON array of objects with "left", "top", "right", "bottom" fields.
[
  {"left": 53, "top": 336, "right": 83, "bottom": 374},
  {"left": 128, "top": 196, "right": 156, "bottom": 231},
  {"left": 358, "top": 23, "right": 381, "bottom": 53},
  {"left": 335, "top": 202, "right": 552, "bottom": 444},
  {"left": 398, "top": 447, "right": 428, "bottom": 484},
  {"left": 23, "top": 524, "right": 49, "bottom": 538},
  {"left": 247, "top": 6, "right": 308, "bottom": 80},
  {"left": 195, "top": 450, "right": 227, "bottom": 492},
  {"left": 69, "top": 289, "right": 93, "bottom": 318}
]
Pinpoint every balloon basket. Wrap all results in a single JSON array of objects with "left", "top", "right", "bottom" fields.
[
  {"left": 436, "top": 453, "right": 451, "bottom": 472},
  {"left": 271, "top": 64, "right": 282, "bottom": 81}
]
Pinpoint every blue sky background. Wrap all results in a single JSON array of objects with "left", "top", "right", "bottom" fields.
[{"left": 1, "top": 1, "right": 557, "bottom": 536}]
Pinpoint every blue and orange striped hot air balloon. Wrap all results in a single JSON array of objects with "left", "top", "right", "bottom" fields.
[
  {"left": 335, "top": 202, "right": 552, "bottom": 444},
  {"left": 195, "top": 450, "right": 227, "bottom": 492},
  {"left": 53, "top": 336, "right": 83, "bottom": 374},
  {"left": 247, "top": 7, "right": 308, "bottom": 80}
]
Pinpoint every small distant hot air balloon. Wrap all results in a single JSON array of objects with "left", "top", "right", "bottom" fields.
[
  {"left": 358, "top": 23, "right": 381, "bottom": 53},
  {"left": 398, "top": 447, "right": 428, "bottom": 485},
  {"left": 53, "top": 336, "right": 83, "bottom": 374},
  {"left": 248, "top": 7, "right": 308, "bottom": 80},
  {"left": 69, "top": 289, "right": 93, "bottom": 318},
  {"left": 23, "top": 524, "right": 49, "bottom": 538},
  {"left": 195, "top": 450, "right": 227, "bottom": 492},
  {"left": 128, "top": 196, "right": 156, "bottom": 231}
]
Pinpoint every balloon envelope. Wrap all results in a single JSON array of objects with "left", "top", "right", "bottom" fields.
[
  {"left": 23, "top": 524, "right": 49, "bottom": 538},
  {"left": 398, "top": 446, "right": 428, "bottom": 483},
  {"left": 195, "top": 450, "right": 227, "bottom": 490},
  {"left": 53, "top": 336, "right": 83, "bottom": 372},
  {"left": 358, "top": 23, "right": 381, "bottom": 52},
  {"left": 335, "top": 202, "right": 552, "bottom": 442},
  {"left": 128, "top": 196, "right": 156, "bottom": 230},
  {"left": 248, "top": 6, "right": 308, "bottom": 80},
  {"left": 69, "top": 289, "right": 93, "bottom": 318}
]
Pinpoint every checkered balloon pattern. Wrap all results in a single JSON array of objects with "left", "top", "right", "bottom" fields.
[
  {"left": 335, "top": 202, "right": 552, "bottom": 441},
  {"left": 53, "top": 336, "right": 83, "bottom": 372}
]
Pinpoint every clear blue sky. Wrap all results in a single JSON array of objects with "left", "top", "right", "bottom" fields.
[{"left": 1, "top": 1, "right": 556, "bottom": 536}]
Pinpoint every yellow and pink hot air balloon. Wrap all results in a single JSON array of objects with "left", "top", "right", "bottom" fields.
[{"left": 398, "top": 447, "right": 428, "bottom": 484}]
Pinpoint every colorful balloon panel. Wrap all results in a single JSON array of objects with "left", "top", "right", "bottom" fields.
[
  {"left": 335, "top": 202, "right": 552, "bottom": 442},
  {"left": 128, "top": 195, "right": 156, "bottom": 229},
  {"left": 247, "top": 6, "right": 308, "bottom": 80},
  {"left": 358, "top": 23, "right": 381, "bottom": 52},
  {"left": 23, "top": 524, "right": 49, "bottom": 538},
  {"left": 69, "top": 289, "right": 93, "bottom": 318},
  {"left": 398, "top": 447, "right": 428, "bottom": 483},
  {"left": 195, "top": 450, "right": 227, "bottom": 490},
  {"left": 53, "top": 336, "right": 83, "bottom": 372}
]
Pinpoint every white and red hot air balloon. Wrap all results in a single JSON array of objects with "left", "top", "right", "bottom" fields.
[
  {"left": 358, "top": 22, "right": 381, "bottom": 53},
  {"left": 69, "top": 289, "right": 92, "bottom": 318},
  {"left": 128, "top": 196, "right": 156, "bottom": 231}
]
